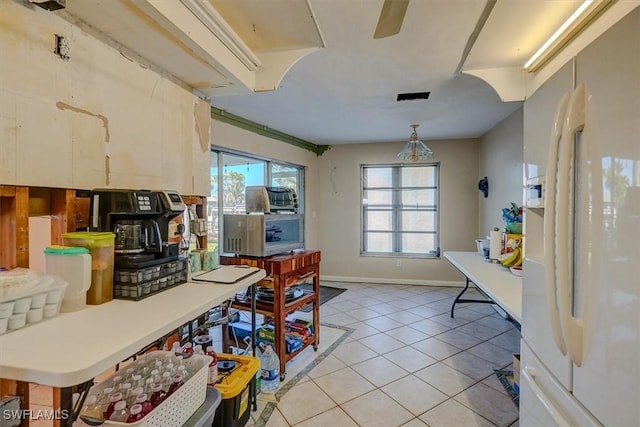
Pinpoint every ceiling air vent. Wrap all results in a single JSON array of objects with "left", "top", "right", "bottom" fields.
[
  {"left": 396, "top": 91, "right": 430, "bottom": 102},
  {"left": 29, "top": 0, "right": 66, "bottom": 11}
]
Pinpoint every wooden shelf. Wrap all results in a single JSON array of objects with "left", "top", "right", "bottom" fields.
[
  {"left": 231, "top": 289, "right": 316, "bottom": 315},
  {"left": 221, "top": 250, "right": 321, "bottom": 376},
  {"left": 180, "top": 195, "right": 208, "bottom": 250}
]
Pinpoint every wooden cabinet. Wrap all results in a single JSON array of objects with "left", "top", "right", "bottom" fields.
[{"left": 220, "top": 250, "right": 321, "bottom": 377}]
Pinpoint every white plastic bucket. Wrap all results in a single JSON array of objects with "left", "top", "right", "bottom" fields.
[{"left": 44, "top": 246, "right": 91, "bottom": 312}]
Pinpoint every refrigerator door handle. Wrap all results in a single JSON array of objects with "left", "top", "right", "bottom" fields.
[
  {"left": 544, "top": 91, "right": 571, "bottom": 356},
  {"left": 522, "top": 366, "right": 573, "bottom": 427},
  {"left": 556, "top": 83, "right": 586, "bottom": 367}
]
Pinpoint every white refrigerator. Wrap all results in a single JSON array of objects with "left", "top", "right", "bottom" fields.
[{"left": 521, "top": 6, "right": 639, "bottom": 427}]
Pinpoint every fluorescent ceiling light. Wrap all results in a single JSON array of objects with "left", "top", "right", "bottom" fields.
[{"left": 524, "top": 0, "right": 612, "bottom": 72}]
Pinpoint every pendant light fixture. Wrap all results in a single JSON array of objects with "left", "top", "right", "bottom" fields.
[{"left": 397, "top": 124, "right": 433, "bottom": 161}]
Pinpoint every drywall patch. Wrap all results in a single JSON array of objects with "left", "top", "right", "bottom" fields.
[
  {"left": 194, "top": 98, "right": 211, "bottom": 153},
  {"left": 55, "top": 101, "right": 110, "bottom": 142},
  {"left": 105, "top": 155, "right": 111, "bottom": 186}
]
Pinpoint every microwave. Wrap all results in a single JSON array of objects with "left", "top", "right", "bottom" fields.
[
  {"left": 245, "top": 186, "right": 298, "bottom": 213},
  {"left": 223, "top": 213, "right": 304, "bottom": 257}
]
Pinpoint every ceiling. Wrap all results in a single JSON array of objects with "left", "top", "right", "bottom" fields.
[{"left": 59, "top": 0, "right": 587, "bottom": 146}]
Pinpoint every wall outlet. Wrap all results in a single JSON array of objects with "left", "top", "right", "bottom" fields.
[{"left": 396, "top": 259, "right": 402, "bottom": 267}]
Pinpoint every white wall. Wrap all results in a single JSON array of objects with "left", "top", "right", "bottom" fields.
[
  {"left": 0, "top": 1, "right": 210, "bottom": 195},
  {"left": 209, "top": 112, "right": 525, "bottom": 285},
  {"left": 210, "top": 120, "right": 321, "bottom": 249},
  {"left": 316, "top": 139, "right": 479, "bottom": 284},
  {"left": 478, "top": 108, "right": 524, "bottom": 236}
]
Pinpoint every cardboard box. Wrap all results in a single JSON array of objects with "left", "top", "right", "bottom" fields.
[
  {"left": 292, "top": 318, "right": 314, "bottom": 335},
  {"left": 258, "top": 324, "right": 275, "bottom": 342},
  {"left": 285, "top": 334, "right": 303, "bottom": 353},
  {"left": 513, "top": 354, "right": 521, "bottom": 394},
  {"left": 287, "top": 323, "right": 309, "bottom": 339}
]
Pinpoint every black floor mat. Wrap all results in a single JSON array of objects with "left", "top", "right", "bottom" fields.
[{"left": 297, "top": 284, "right": 347, "bottom": 312}]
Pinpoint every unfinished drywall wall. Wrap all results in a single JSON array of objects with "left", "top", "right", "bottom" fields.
[{"left": 0, "top": 1, "right": 210, "bottom": 195}]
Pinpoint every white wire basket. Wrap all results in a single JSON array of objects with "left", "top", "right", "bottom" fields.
[{"left": 88, "top": 351, "right": 212, "bottom": 427}]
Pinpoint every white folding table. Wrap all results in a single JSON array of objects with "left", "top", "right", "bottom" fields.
[{"left": 444, "top": 251, "right": 521, "bottom": 324}]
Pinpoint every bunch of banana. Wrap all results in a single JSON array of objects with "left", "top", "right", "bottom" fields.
[{"left": 498, "top": 247, "right": 522, "bottom": 267}]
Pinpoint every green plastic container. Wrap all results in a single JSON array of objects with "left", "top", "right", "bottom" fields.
[{"left": 505, "top": 221, "right": 522, "bottom": 234}]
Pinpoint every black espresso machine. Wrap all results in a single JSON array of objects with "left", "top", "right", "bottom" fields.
[{"left": 89, "top": 189, "right": 187, "bottom": 300}]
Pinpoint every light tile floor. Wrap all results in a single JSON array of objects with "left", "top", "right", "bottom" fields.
[
  {"left": 250, "top": 281, "right": 520, "bottom": 427},
  {"left": 26, "top": 281, "right": 520, "bottom": 427}
]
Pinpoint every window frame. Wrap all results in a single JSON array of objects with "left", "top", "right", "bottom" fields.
[
  {"left": 209, "top": 147, "right": 306, "bottom": 251},
  {"left": 360, "top": 163, "right": 440, "bottom": 259}
]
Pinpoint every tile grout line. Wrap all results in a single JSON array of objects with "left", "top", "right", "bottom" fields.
[
  {"left": 253, "top": 322, "right": 355, "bottom": 427},
  {"left": 311, "top": 283, "right": 520, "bottom": 427}
]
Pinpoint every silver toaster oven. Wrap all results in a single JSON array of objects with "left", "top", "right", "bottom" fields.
[
  {"left": 245, "top": 186, "right": 298, "bottom": 213},
  {"left": 223, "top": 213, "right": 304, "bottom": 257}
]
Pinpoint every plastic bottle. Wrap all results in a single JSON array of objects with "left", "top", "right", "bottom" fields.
[
  {"left": 97, "top": 387, "right": 113, "bottom": 414},
  {"left": 254, "top": 345, "right": 262, "bottom": 395},
  {"left": 165, "top": 363, "right": 175, "bottom": 376},
  {"left": 161, "top": 372, "right": 172, "bottom": 392},
  {"left": 80, "top": 395, "right": 102, "bottom": 420},
  {"left": 120, "top": 382, "right": 132, "bottom": 402},
  {"left": 182, "top": 342, "right": 194, "bottom": 354},
  {"left": 125, "top": 404, "right": 144, "bottom": 423},
  {"left": 205, "top": 346, "right": 218, "bottom": 385},
  {"left": 140, "top": 364, "right": 151, "bottom": 379},
  {"left": 151, "top": 369, "right": 161, "bottom": 385},
  {"left": 176, "top": 356, "right": 192, "bottom": 379},
  {"left": 103, "top": 392, "right": 123, "bottom": 420},
  {"left": 136, "top": 393, "right": 154, "bottom": 417},
  {"left": 131, "top": 374, "right": 143, "bottom": 390},
  {"left": 149, "top": 383, "right": 165, "bottom": 408},
  {"left": 108, "top": 400, "right": 129, "bottom": 422},
  {"left": 167, "top": 374, "right": 184, "bottom": 396},
  {"left": 176, "top": 365, "right": 189, "bottom": 382},
  {"left": 144, "top": 377, "right": 155, "bottom": 395},
  {"left": 259, "top": 345, "right": 280, "bottom": 394},
  {"left": 127, "top": 386, "right": 144, "bottom": 407},
  {"left": 124, "top": 367, "right": 135, "bottom": 382},
  {"left": 111, "top": 375, "right": 123, "bottom": 392}
]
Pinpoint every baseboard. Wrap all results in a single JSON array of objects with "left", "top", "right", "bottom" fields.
[{"left": 320, "top": 275, "right": 467, "bottom": 287}]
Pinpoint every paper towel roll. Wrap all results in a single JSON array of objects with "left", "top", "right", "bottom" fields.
[{"left": 489, "top": 229, "right": 502, "bottom": 260}]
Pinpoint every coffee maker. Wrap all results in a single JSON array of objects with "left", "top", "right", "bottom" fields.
[
  {"left": 89, "top": 189, "right": 185, "bottom": 266},
  {"left": 89, "top": 189, "right": 187, "bottom": 299}
]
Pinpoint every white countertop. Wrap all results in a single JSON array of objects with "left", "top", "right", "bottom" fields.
[
  {"left": 444, "top": 251, "right": 522, "bottom": 324},
  {"left": 0, "top": 266, "right": 265, "bottom": 387}
]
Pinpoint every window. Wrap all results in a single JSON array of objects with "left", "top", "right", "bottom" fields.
[
  {"left": 361, "top": 164, "right": 439, "bottom": 257},
  {"left": 221, "top": 153, "right": 266, "bottom": 214},
  {"left": 207, "top": 149, "right": 305, "bottom": 253}
]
